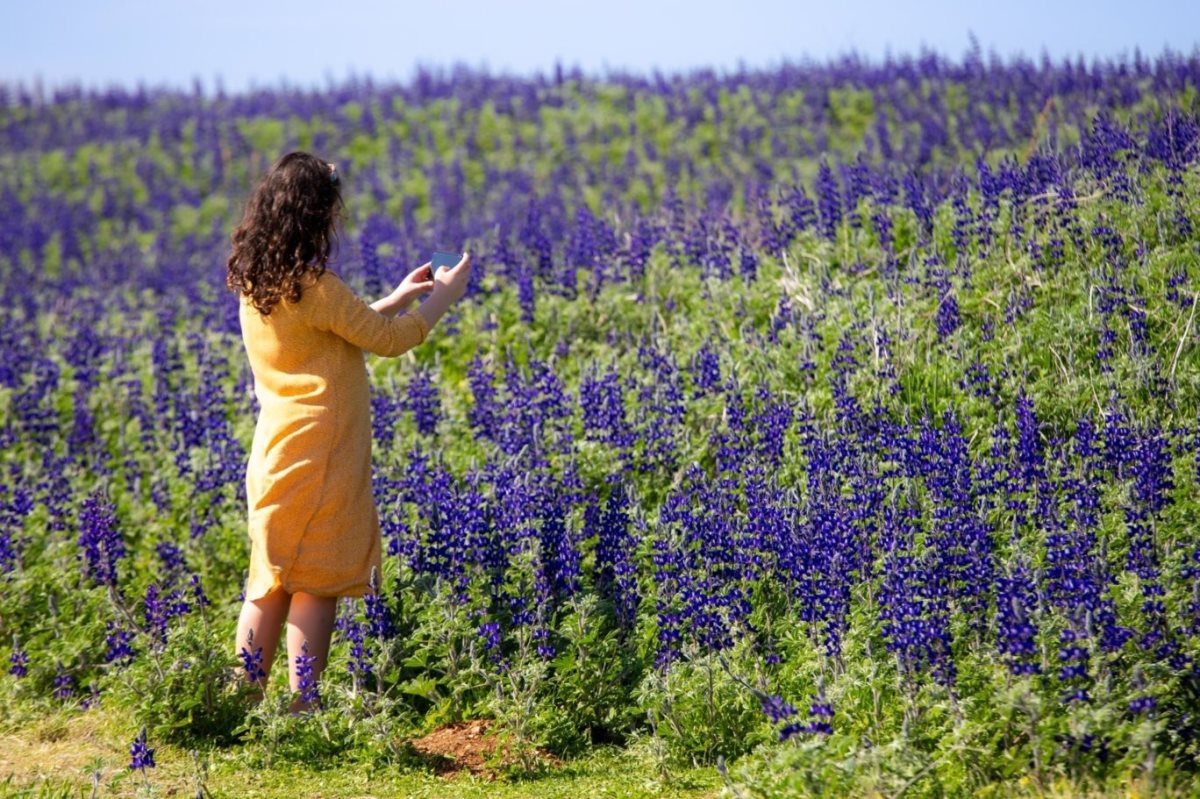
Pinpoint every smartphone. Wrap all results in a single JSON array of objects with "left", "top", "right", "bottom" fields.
[{"left": 431, "top": 251, "right": 461, "bottom": 271}]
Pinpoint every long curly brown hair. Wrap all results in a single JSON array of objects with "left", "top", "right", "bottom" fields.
[{"left": 226, "top": 151, "right": 345, "bottom": 315}]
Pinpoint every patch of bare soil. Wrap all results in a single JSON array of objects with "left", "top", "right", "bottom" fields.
[{"left": 407, "top": 719, "right": 559, "bottom": 779}]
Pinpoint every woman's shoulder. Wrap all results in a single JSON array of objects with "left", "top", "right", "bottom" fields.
[
  {"left": 291, "top": 268, "right": 344, "bottom": 302},
  {"left": 291, "top": 269, "right": 353, "bottom": 327},
  {"left": 307, "top": 268, "right": 347, "bottom": 291},
  {"left": 298, "top": 267, "right": 339, "bottom": 287}
]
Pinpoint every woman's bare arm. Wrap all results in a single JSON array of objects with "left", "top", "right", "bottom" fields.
[
  {"left": 369, "top": 291, "right": 413, "bottom": 318},
  {"left": 412, "top": 252, "right": 471, "bottom": 330}
]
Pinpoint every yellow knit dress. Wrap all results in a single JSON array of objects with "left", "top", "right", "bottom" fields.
[{"left": 238, "top": 269, "right": 429, "bottom": 602}]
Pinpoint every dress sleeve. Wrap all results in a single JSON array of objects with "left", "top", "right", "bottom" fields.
[{"left": 309, "top": 272, "right": 429, "bottom": 357}]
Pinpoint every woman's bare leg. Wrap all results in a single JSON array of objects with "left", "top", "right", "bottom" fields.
[
  {"left": 233, "top": 586, "right": 293, "bottom": 697},
  {"left": 285, "top": 591, "right": 338, "bottom": 713}
]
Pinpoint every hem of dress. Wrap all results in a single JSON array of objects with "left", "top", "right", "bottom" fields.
[{"left": 244, "top": 575, "right": 372, "bottom": 602}]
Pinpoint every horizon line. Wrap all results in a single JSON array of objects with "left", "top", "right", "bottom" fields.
[{"left": 5, "top": 40, "right": 1200, "bottom": 102}]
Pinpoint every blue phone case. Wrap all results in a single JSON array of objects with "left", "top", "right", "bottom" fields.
[{"left": 431, "top": 251, "right": 460, "bottom": 270}]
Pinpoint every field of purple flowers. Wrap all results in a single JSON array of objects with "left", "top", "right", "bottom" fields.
[{"left": 2, "top": 46, "right": 1200, "bottom": 796}]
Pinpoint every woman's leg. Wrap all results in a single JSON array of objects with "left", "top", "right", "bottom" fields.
[
  {"left": 285, "top": 591, "right": 338, "bottom": 713},
  {"left": 233, "top": 586, "right": 293, "bottom": 696}
]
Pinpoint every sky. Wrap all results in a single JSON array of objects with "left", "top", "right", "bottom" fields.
[{"left": 3, "top": 0, "right": 1198, "bottom": 95}]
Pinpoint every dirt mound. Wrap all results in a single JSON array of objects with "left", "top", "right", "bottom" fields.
[{"left": 407, "top": 720, "right": 558, "bottom": 778}]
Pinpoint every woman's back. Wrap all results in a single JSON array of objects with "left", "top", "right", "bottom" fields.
[{"left": 240, "top": 268, "right": 428, "bottom": 602}]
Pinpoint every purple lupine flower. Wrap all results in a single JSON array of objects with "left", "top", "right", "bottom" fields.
[
  {"left": 1165, "top": 268, "right": 1190, "bottom": 309},
  {"left": 532, "top": 625, "right": 555, "bottom": 659},
  {"left": 753, "top": 185, "right": 783, "bottom": 256},
  {"left": 239, "top": 628, "right": 267, "bottom": 683},
  {"left": 815, "top": 160, "right": 842, "bottom": 241},
  {"left": 189, "top": 573, "right": 210, "bottom": 608},
  {"left": 768, "top": 295, "right": 796, "bottom": 344},
  {"left": 782, "top": 183, "right": 816, "bottom": 242},
  {"left": 406, "top": 365, "right": 441, "bottom": 437},
  {"left": 53, "top": 667, "right": 75, "bottom": 701},
  {"left": 357, "top": 219, "right": 387, "bottom": 300},
  {"left": 1056, "top": 627, "right": 1092, "bottom": 703},
  {"left": 364, "top": 566, "right": 395, "bottom": 640},
  {"left": 779, "top": 690, "right": 834, "bottom": 740},
  {"left": 15, "top": 357, "right": 62, "bottom": 451},
  {"left": 1128, "top": 695, "right": 1156, "bottom": 716},
  {"left": 144, "top": 582, "right": 190, "bottom": 647},
  {"left": 466, "top": 352, "right": 500, "bottom": 443},
  {"left": 129, "top": 725, "right": 155, "bottom": 771},
  {"left": 633, "top": 344, "right": 686, "bottom": 476},
  {"left": 995, "top": 562, "right": 1040, "bottom": 676},
  {"left": 9, "top": 638, "right": 28, "bottom": 677},
  {"left": 688, "top": 343, "right": 722, "bottom": 398},
  {"left": 1130, "top": 423, "right": 1175, "bottom": 519},
  {"left": 935, "top": 291, "right": 960, "bottom": 338},
  {"left": 959, "top": 359, "right": 999, "bottom": 403},
  {"left": 621, "top": 216, "right": 657, "bottom": 283},
  {"left": 478, "top": 621, "right": 501, "bottom": 654},
  {"left": 650, "top": 513, "right": 685, "bottom": 668},
  {"left": 950, "top": 172, "right": 975, "bottom": 258},
  {"left": 805, "top": 697, "right": 834, "bottom": 736},
  {"left": 371, "top": 383, "right": 403, "bottom": 446},
  {"left": 80, "top": 681, "right": 101, "bottom": 710},
  {"left": 878, "top": 500, "right": 953, "bottom": 684},
  {"left": 1013, "top": 391, "right": 1045, "bottom": 491},
  {"left": 564, "top": 205, "right": 598, "bottom": 295},
  {"left": 1102, "top": 394, "right": 1135, "bottom": 479},
  {"left": 579, "top": 363, "right": 635, "bottom": 457},
  {"left": 104, "top": 621, "right": 135, "bottom": 666},
  {"left": 751, "top": 382, "right": 793, "bottom": 468},
  {"left": 591, "top": 481, "right": 640, "bottom": 631},
  {"left": 903, "top": 171, "right": 934, "bottom": 239},
  {"left": 738, "top": 244, "right": 758, "bottom": 282},
  {"left": 516, "top": 260, "right": 536, "bottom": 323},
  {"left": 761, "top": 693, "right": 797, "bottom": 724},
  {"left": 77, "top": 490, "right": 125, "bottom": 588},
  {"left": 1185, "top": 543, "right": 1200, "bottom": 637},
  {"left": 295, "top": 640, "right": 320, "bottom": 709},
  {"left": 519, "top": 198, "right": 554, "bottom": 283},
  {"left": 538, "top": 485, "right": 582, "bottom": 601},
  {"left": 68, "top": 383, "right": 98, "bottom": 457},
  {"left": 154, "top": 538, "right": 186, "bottom": 584},
  {"left": 779, "top": 718, "right": 809, "bottom": 741},
  {"left": 0, "top": 472, "right": 34, "bottom": 574},
  {"left": 344, "top": 618, "right": 373, "bottom": 678}
]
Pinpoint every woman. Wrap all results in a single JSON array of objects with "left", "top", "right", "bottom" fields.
[{"left": 225, "top": 151, "right": 471, "bottom": 712}]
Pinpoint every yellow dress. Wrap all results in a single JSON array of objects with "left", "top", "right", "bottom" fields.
[{"left": 238, "top": 269, "right": 429, "bottom": 602}]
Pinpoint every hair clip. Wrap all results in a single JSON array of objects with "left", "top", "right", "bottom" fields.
[{"left": 328, "top": 166, "right": 340, "bottom": 186}]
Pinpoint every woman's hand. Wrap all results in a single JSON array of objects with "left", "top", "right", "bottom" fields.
[
  {"left": 408, "top": 252, "right": 471, "bottom": 332},
  {"left": 433, "top": 252, "right": 472, "bottom": 302},
  {"left": 394, "top": 262, "right": 436, "bottom": 305},
  {"left": 370, "top": 262, "right": 436, "bottom": 317}
]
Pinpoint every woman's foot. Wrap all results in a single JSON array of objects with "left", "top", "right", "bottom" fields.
[
  {"left": 244, "top": 684, "right": 265, "bottom": 707},
  {"left": 287, "top": 695, "right": 322, "bottom": 716},
  {"left": 232, "top": 672, "right": 266, "bottom": 709}
]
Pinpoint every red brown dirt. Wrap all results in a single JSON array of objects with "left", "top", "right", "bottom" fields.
[{"left": 406, "top": 719, "right": 559, "bottom": 779}]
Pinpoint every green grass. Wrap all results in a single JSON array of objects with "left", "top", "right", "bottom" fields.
[{"left": 0, "top": 704, "right": 723, "bottom": 799}]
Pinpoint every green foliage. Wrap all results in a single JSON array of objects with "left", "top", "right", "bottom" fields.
[
  {"left": 636, "top": 651, "right": 772, "bottom": 768},
  {"left": 237, "top": 118, "right": 285, "bottom": 155},
  {"left": 104, "top": 607, "right": 248, "bottom": 748},
  {"left": 394, "top": 578, "right": 492, "bottom": 724},
  {"left": 233, "top": 690, "right": 359, "bottom": 768},
  {"left": 538, "top": 595, "right": 642, "bottom": 755}
]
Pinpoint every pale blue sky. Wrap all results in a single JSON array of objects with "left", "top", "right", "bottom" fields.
[{"left": 3, "top": 0, "right": 1197, "bottom": 95}]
